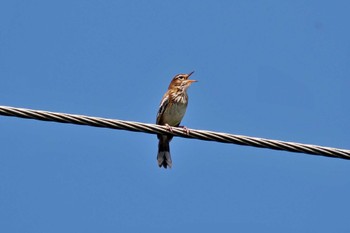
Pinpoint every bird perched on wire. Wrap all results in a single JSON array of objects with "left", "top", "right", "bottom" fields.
[{"left": 156, "top": 71, "right": 197, "bottom": 168}]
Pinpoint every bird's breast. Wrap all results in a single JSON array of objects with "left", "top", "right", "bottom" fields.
[{"left": 162, "top": 101, "right": 188, "bottom": 126}]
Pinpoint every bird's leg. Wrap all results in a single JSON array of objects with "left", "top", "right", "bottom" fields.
[{"left": 179, "top": 125, "right": 190, "bottom": 135}]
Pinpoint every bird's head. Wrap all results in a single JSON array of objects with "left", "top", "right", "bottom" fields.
[{"left": 168, "top": 71, "right": 197, "bottom": 91}]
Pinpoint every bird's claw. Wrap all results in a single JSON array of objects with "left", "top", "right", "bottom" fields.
[
  {"left": 179, "top": 126, "right": 190, "bottom": 135},
  {"left": 165, "top": 124, "right": 174, "bottom": 133}
]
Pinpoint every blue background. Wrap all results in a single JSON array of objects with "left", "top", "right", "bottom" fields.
[{"left": 1, "top": 1, "right": 350, "bottom": 232}]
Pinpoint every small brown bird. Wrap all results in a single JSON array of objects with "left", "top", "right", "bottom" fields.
[{"left": 156, "top": 71, "right": 197, "bottom": 168}]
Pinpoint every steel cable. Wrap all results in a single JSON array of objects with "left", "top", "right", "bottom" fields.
[{"left": 1, "top": 105, "right": 349, "bottom": 160}]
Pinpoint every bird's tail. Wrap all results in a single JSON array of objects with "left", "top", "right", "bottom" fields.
[{"left": 157, "top": 136, "right": 172, "bottom": 169}]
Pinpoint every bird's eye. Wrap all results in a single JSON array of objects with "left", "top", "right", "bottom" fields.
[{"left": 177, "top": 76, "right": 184, "bottom": 80}]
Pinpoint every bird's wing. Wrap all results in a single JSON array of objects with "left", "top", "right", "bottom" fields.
[{"left": 156, "top": 94, "right": 169, "bottom": 125}]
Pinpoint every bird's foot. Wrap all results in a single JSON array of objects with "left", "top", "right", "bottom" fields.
[
  {"left": 165, "top": 123, "right": 174, "bottom": 133},
  {"left": 179, "top": 126, "right": 190, "bottom": 135}
]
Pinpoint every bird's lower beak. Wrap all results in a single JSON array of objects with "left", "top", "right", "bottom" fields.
[{"left": 186, "top": 79, "right": 197, "bottom": 84}]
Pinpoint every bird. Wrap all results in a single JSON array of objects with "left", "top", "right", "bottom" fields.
[{"left": 156, "top": 71, "right": 197, "bottom": 168}]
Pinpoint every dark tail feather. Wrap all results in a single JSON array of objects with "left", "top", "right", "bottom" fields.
[{"left": 157, "top": 136, "right": 172, "bottom": 169}]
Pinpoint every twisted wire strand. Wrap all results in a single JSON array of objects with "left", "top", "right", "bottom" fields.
[{"left": 1, "top": 105, "right": 349, "bottom": 160}]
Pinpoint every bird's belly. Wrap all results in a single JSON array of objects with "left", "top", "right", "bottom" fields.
[{"left": 163, "top": 102, "right": 187, "bottom": 126}]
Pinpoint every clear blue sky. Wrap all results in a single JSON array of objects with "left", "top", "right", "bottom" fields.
[{"left": 1, "top": 1, "right": 350, "bottom": 232}]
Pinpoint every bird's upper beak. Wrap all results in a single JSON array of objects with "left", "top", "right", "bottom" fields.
[{"left": 185, "top": 71, "right": 197, "bottom": 83}]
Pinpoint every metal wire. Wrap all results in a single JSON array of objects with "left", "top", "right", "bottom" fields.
[{"left": 1, "top": 105, "right": 349, "bottom": 160}]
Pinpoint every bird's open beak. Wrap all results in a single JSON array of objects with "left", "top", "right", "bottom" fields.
[{"left": 186, "top": 71, "right": 197, "bottom": 83}]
